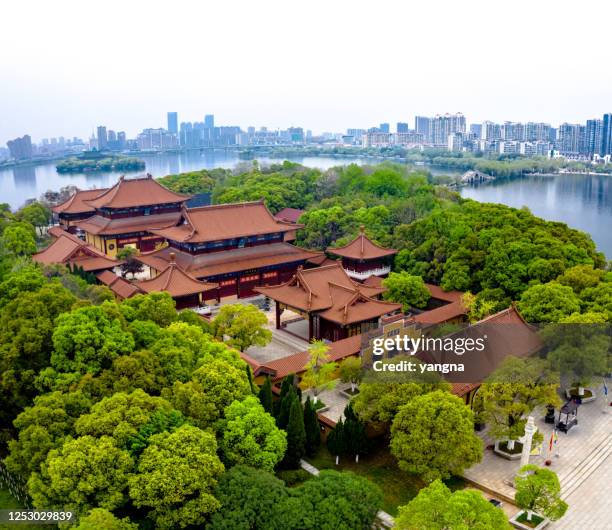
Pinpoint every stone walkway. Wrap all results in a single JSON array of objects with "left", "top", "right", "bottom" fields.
[{"left": 302, "top": 383, "right": 352, "bottom": 423}]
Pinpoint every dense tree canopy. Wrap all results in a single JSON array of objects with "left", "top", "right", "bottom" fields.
[{"left": 390, "top": 390, "right": 483, "bottom": 482}]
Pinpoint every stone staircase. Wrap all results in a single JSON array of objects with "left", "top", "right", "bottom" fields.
[{"left": 560, "top": 434, "right": 612, "bottom": 500}]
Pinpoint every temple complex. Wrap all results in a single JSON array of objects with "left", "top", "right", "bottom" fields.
[
  {"left": 255, "top": 262, "right": 402, "bottom": 341},
  {"left": 136, "top": 201, "right": 323, "bottom": 299},
  {"left": 327, "top": 226, "right": 397, "bottom": 281},
  {"left": 74, "top": 175, "right": 190, "bottom": 256}
]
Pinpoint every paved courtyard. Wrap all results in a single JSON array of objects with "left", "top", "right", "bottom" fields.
[
  {"left": 303, "top": 382, "right": 352, "bottom": 423},
  {"left": 464, "top": 381, "right": 612, "bottom": 528}
]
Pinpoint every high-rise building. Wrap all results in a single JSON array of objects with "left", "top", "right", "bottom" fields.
[
  {"left": 525, "top": 122, "right": 551, "bottom": 142},
  {"left": 470, "top": 123, "right": 482, "bottom": 138},
  {"left": 414, "top": 116, "right": 431, "bottom": 142},
  {"left": 167, "top": 112, "right": 178, "bottom": 135},
  {"left": 96, "top": 126, "right": 108, "bottom": 150},
  {"left": 6, "top": 134, "right": 33, "bottom": 159},
  {"left": 204, "top": 114, "right": 215, "bottom": 128},
  {"left": 396, "top": 122, "right": 409, "bottom": 133},
  {"left": 602, "top": 113, "right": 612, "bottom": 156},
  {"left": 557, "top": 123, "right": 583, "bottom": 154},
  {"left": 430, "top": 113, "right": 466, "bottom": 146},
  {"left": 481, "top": 121, "right": 502, "bottom": 141},
  {"left": 501, "top": 122, "right": 525, "bottom": 141},
  {"left": 379, "top": 123, "right": 390, "bottom": 134},
  {"left": 585, "top": 119, "right": 603, "bottom": 156}
]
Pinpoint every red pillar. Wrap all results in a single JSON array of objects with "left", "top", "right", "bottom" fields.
[{"left": 308, "top": 314, "right": 314, "bottom": 341}]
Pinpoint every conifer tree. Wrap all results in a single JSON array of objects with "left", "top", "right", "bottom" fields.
[
  {"left": 304, "top": 396, "right": 321, "bottom": 457},
  {"left": 277, "top": 386, "right": 297, "bottom": 430},
  {"left": 282, "top": 396, "right": 306, "bottom": 469},
  {"left": 327, "top": 418, "right": 346, "bottom": 465},
  {"left": 274, "top": 374, "right": 295, "bottom": 417},
  {"left": 343, "top": 403, "right": 368, "bottom": 463},
  {"left": 258, "top": 376, "right": 273, "bottom": 414}
]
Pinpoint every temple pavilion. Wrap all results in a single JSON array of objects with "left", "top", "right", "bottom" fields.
[
  {"left": 73, "top": 174, "right": 191, "bottom": 256},
  {"left": 255, "top": 262, "right": 402, "bottom": 342},
  {"left": 52, "top": 188, "right": 108, "bottom": 233},
  {"left": 327, "top": 226, "right": 397, "bottom": 281},
  {"left": 136, "top": 200, "right": 324, "bottom": 299}
]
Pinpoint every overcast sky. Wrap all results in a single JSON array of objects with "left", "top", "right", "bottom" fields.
[{"left": 1, "top": 0, "right": 611, "bottom": 144}]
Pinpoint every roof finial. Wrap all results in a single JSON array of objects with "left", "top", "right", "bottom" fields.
[
  {"left": 169, "top": 252, "right": 176, "bottom": 264},
  {"left": 119, "top": 175, "right": 125, "bottom": 181},
  {"left": 146, "top": 173, "right": 153, "bottom": 179},
  {"left": 359, "top": 225, "right": 365, "bottom": 234}
]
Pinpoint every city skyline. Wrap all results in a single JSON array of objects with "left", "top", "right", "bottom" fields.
[{"left": 2, "top": 0, "right": 611, "bottom": 145}]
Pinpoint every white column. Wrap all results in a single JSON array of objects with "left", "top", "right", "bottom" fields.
[{"left": 520, "top": 416, "right": 536, "bottom": 468}]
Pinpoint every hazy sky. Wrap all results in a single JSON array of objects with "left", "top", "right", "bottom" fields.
[{"left": 2, "top": 0, "right": 611, "bottom": 144}]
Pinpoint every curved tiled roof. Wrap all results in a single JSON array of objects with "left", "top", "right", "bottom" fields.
[
  {"left": 255, "top": 263, "right": 400, "bottom": 325},
  {"left": 328, "top": 226, "right": 397, "bottom": 260},
  {"left": 75, "top": 211, "right": 181, "bottom": 235},
  {"left": 136, "top": 242, "right": 322, "bottom": 279},
  {"left": 150, "top": 201, "right": 299, "bottom": 243},
  {"left": 85, "top": 175, "right": 190, "bottom": 209},
  {"left": 136, "top": 255, "right": 218, "bottom": 297},
  {"left": 52, "top": 188, "right": 108, "bottom": 214},
  {"left": 274, "top": 207, "right": 304, "bottom": 224}
]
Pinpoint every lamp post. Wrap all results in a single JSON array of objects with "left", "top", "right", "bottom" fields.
[{"left": 520, "top": 416, "right": 537, "bottom": 468}]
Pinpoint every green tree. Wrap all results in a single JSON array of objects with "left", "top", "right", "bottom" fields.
[
  {"left": 6, "top": 391, "right": 92, "bottom": 477},
  {"left": 300, "top": 340, "right": 338, "bottom": 403},
  {"left": 556, "top": 264, "right": 604, "bottom": 293},
  {"left": 383, "top": 271, "right": 431, "bottom": 310},
  {"left": 75, "top": 509, "right": 138, "bottom": 530},
  {"left": 17, "top": 202, "right": 51, "bottom": 236},
  {"left": 396, "top": 479, "right": 511, "bottom": 530},
  {"left": 303, "top": 396, "right": 321, "bottom": 457},
  {"left": 352, "top": 380, "right": 450, "bottom": 426},
  {"left": 120, "top": 292, "right": 177, "bottom": 327},
  {"left": 281, "top": 395, "right": 306, "bottom": 469},
  {"left": 129, "top": 425, "right": 224, "bottom": 529},
  {"left": 327, "top": 418, "right": 346, "bottom": 465},
  {"left": 127, "top": 408, "right": 185, "bottom": 457},
  {"left": 1, "top": 223, "right": 37, "bottom": 256},
  {"left": 343, "top": 402, "right": 368, "bottom": 463},
  {"left": 390, "top": 390, "right": 483, "bottom": 482},
  {"left": 29, "top": 435, "right": 134, "bottom": 517},
  {"left": 277, "top": 385, "right": 298, "bottom": 430},
  {"left": 475, "top": 357, "right": 560, "bottom": 446},
  {"left": 164, "top": 358, "right": 251, "bottom": 428},
  {"left": 212, "top": 303, "right": 272, "bottom": 351},
  {"left": 51, "top": 305, "right": 135, "bottom": 375},
  {"left": 219, "top": 396, "right": 287, "bottom": 472},
  {"left": 258, "top": 376, "right": 273, "bottom": 414},
  {"left": 514, "top": 465, "right": 568, "bottom": 523},
  {"left": 271, "top": 470, "right": 383, "bottom": 530},
  {"left": 207, "top": 465, "right": 288, "bottom": 530},
  {"left": 74, "top": 389, "right": 174, "bottom": 448},
  {"left": 338, "top": 356, "right": 363, "bottom": 393},
  {"left": 518, "top": 282, "right": 581, "bottom": 323}
]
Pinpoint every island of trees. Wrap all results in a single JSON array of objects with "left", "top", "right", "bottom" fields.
[{"left": 56, "top": 154, "right": 145, "bottom": 173}]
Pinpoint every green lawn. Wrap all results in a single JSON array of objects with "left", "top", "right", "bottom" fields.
[{"left": 305, "top": 441, "right": 465, "bottom": 516}]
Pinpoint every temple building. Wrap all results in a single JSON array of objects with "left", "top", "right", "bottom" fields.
[
  {"left": 327, "top": 226, "right": 397, "bottom": 281},
  {"left": 255, "top": 262, "right": 402, "bottom": 342},
  {"left": 33, "top": 229, "right": 120, "bottom": 273},
  {"left": 52, "top": 188, "right": 108, "bottom": 233},
  {"left": 74, "top": 175, "right": 190, "bottom": 257},
  {"left": 136, "top": 201, "right": 324, "bottom": 299}
]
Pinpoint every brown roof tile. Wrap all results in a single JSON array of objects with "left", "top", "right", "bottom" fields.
[
  {"left": 274, "top": 207, "right": 304, "bottom": 224},
  {"left": 52, "top": 188, "right": 108, "bottom": 214},
  {"left": 328, "top": 226, "right": 397, "bottom": 260},
  {"left": 85, "top": 175, "right": 190, "bottom": 209},
  {"left": 137, "top": 242, "right": 322, "bottom": 278},
  {"left": 75, "top": 211, "right": 181, "bottom": 236},
  {"left": 95, "top": 271, "right": 143, "bottom": 299},
  {"left": 257, "top": 334, "right": 362, "bottom": 381},
  {"left": 136, "top": 255, "right": 218, "bottom": 297},
  {"left": 150, "top": 201, "right": 299, "bottom": 243},
  {"left": 255, "top": 263, "right": 400, "bottom": 325}
]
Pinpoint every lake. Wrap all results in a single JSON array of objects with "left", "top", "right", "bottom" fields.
[{"left": 0, "top": 151, "right": 610, "bottom": 257}]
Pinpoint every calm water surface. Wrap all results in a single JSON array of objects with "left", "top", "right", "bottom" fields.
[{"left": 0, "top": 151, "right": 609, "bottom": 257}]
